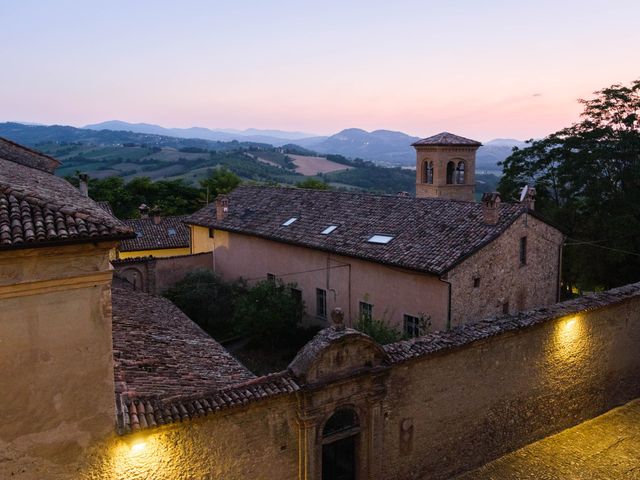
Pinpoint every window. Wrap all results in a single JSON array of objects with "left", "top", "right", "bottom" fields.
[
  {"left": 267, "top": 273, "right": 276, "bottom": 283},
  {"left": 321, "top": 225, "right": 338, "bottom": 235},
  {"left": 502, "top": 302, "right": 510, "bottom": 314},
  {"left": 446, "top": 161, "right": 455, "bottom": 184},
  {"left": 290, "top": 287, "right": 302, "bottom": 305},
  {"left": 208, "top": 228, "right": 214, "bottom": 238},
  {"left": 404, "top": 314, "right": 421, "bottom": 338},
  {"left": 282, "top": 217, "right": 298, "bottom": 226},
  {"left": 367, "top": 234, "right": 394, "bottom": 244},
  {"left": 456, "top": 161, "right": 465, "bottom": 184},
  {"left": 167, "top": 228, "right": 177, "bottom": 236},
  {"left": 473, "top": 277, "right": 481, "bottom": 288},
  {"left": 316, "top": 288, "right": 327, "bottom": 319},
  {"left": 359, "top": 301, "right": 373, "bottom": 320},
  {"left": 135, "top": 231, "right": 143, "bottom": 238},
  {"left": 424, "top": 161, "right": 434, "bottom": 184},
  {"left": 519, "top": 236, "right": 527, "bottom": 266}
]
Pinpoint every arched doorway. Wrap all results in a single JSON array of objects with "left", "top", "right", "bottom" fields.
[{"left": 322, "top": 408, "right": 360, "bottom": 480}]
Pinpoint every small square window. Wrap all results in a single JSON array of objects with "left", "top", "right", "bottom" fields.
[
  {"left": 404, "top": 314, "right": 421, "bottom": 338},
  {"left": 267, "top": 273, "right": 276, "bottom": 283},
  {"left": 473, "top": 277, "right": 481, "bottom": 288},
  {"left": 135, "top": 231, "right": 143, "bottom": 238},
  {"left": 359, "top": 301, "right": 373, "bottom": 321},
  {"left": 167, "top": 228, "right": 177, "bottom": 236},
  {"left": 282, "top": 217, "right": 298, "bottom": 226},
  {"left": 208, "top": 228, "right": 214, "bottom": 238},
  {"left": 502, "top": 302, "right": 510, "bottom": 314},
  {"left": 316, "top": 288, "right": 327, "bottom": 319}
]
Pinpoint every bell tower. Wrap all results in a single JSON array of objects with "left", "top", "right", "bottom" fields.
[{"left": 412, "top": 132, "right": 481, "bottom": 202}]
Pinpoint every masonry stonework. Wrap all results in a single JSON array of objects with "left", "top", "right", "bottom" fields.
[{"left": 446, "top": 212, "right": 564, "bottom": 327}]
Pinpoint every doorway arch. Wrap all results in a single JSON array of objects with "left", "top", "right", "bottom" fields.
[{"left": 321, "top": 408, "right": 360, "bottom": 480}]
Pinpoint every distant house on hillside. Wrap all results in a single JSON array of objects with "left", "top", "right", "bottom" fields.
[
  {"left": 115, "top": 208, "right": 190, "bottom": 260},
  {"left": 186, "top": 132, "right": 564, "bottom": 334}
]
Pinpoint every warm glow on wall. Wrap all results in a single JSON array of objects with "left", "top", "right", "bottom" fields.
[{"left": 552, "top": 315, "right": 586, "bottom": 364}]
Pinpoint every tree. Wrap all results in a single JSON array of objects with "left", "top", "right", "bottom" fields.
[
  {"left": 499, "top": 79, "right": 640, "bottom": 292},
  {"left": 163, "top": 269, "right": 245, "bottom": 339},
  {"left": 296, "top": 178, "right": 330, "bottom": 190},
  {"left": 200, "top": 167, "right": 241, "bottom": 202},
  {"left": 233, "top": 280, "right": 304, "bottom": 350}
]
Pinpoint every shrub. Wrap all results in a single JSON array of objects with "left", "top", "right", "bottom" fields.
[{"left": 354, "top": 315, "right": 404, "bottom": 345}]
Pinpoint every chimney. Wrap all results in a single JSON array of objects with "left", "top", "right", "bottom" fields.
[
  {"left": 521, "top": 186, "right": 536, "bottom": 211},
  {"left": 138, "top": 204, "right": 149, "bottom": 219},
  {"left": 481, "top": 192, "right": 501, "bottom": 225},
  {"left": 216, "top": 195, "right": 229, "bottom": 221},
  {"left": 78, "top": 173, "right": 89, "bottom": 197},
  {"left": 150, "top": 206, "right": 161, "bottom": 225}
]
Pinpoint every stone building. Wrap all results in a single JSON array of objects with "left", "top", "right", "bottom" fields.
[{"left": 186, "top": 183, "right": 564, "bottom": 333}]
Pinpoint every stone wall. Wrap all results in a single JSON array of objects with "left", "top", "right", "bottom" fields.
[
  {"left": 113, "top": 252, "right": 213, "bottom": 295},
  {"left": 67, "top": 282, "right": 640, "bottom": 480},
  {"left": 446, "top": 211, "right": 563, "bottom": 327}
]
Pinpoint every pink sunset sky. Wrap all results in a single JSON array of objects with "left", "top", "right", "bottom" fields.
[{"left": 1, "top": 0, "right": 638, "bottom": 141}]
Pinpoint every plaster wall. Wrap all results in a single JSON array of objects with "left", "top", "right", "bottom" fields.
[
  {"left": 212, "top": 230, "right": 449, "bottom": 331},
  {"left": 190, "top": 225, "right": 214, "bottom": 254},
  {"left": 0, "top": 243, "right": 116, "bottom": 473},
  {"left": 447, "top": 212, "right": 563, "bottom": 326},
  {"left": 117, "top": 247, "right": 190, "bottom": 259}
]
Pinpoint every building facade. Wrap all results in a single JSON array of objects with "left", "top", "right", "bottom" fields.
[{"left": 186, "top": 183, "right": 563, "bottom": 333}]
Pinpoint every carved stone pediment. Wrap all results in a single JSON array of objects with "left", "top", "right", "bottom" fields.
[{"left": 288, "top": 327, "right": 390, "bottom": 386}]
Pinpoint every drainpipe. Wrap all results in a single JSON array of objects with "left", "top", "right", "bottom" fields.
[
  {"left": 557, "top": 239, "right": 564, "bottom": 301},
  {"left": 439, "top": 276, "right": 453, "bottom": 331}
]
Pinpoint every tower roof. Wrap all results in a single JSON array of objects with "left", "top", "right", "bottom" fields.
[{"left": 412, "top": 132, "right": 482, "bottom": 147}]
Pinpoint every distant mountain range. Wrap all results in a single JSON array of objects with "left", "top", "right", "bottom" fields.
[
  {"left": 4, "top": 120, "right": 527, "bottom": 170},
  {"left": 84, "top": 120, "right": 315, "bottom": 145}
]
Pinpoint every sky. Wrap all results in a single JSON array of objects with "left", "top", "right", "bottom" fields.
[{"left": 1, "top": 0, "right": 639, "bottom": 141}]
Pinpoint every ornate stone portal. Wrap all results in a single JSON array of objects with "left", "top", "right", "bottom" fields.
[{"left": 289, "top": 309, "right": 391, "bottom": 480}]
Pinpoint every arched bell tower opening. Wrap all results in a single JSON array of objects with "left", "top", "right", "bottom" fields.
[{"left": 412, "top": 132, "right": 481, "bottom": 202}]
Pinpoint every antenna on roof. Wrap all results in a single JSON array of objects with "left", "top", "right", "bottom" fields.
[{"left": 519, "top": 185, "right": 529, "bottom": 203}]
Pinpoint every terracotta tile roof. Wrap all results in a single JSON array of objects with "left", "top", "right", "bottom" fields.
[
  {"left": 119, "top": 215, "right": 190, "bottom": 252},
  {"left": 97, "top": 201, "right": 114, "bottom": 216},
  {"left": 411, "top": 132, "right": 482, "bottom": 147},
  {"left": 111, "top": 283, "right": 270, "bottom": 433},
  {"left": 116, "top": 371, "right": 300, "bottom": 434},
  {"left": 383, "top": 281, "right": 640, "bottom": 364},
  {"left": 0, "top": 136, "right": 60, "bottom": 173},
  {"left": 0, "top": 140, "right": 134, "bottom": 250},
  {"left": 185, "top": 186, "right": 529, "bottom": 275}
]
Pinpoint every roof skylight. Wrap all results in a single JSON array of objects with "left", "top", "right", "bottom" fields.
[
  {"left": 167, "top": 228, "right": 177, "bottom": 236},
  {"left": 321, "top": 225, "right": 338, "bottom": 235},
  {"left": 282, "top": 217, "right": 298, "bottom": 226},
  {"left": 136, "top": 231, "right": 143, "bottom": 238},
  {"left": 367, "top": 234, "right": 394, "bottom": 244}
]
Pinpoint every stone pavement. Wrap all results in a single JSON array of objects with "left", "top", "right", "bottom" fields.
[{"left": 456, "top": 399, "right": 640, "bottom": 480}]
